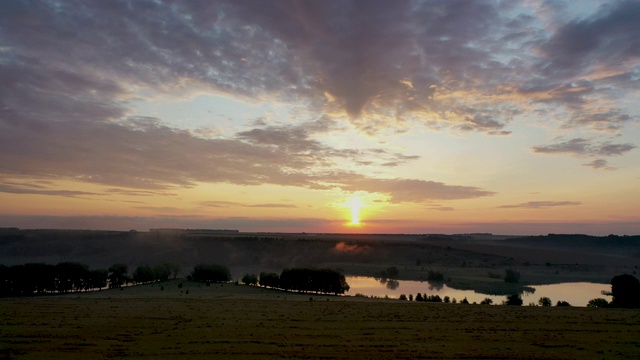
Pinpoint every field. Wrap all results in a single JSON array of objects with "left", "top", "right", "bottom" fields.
[{"left": 2, "top": 280, "right": 640, "bottom": 359}]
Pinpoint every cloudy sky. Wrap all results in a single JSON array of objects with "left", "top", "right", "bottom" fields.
[{"left": 1, "top": 0, "right": 639, "bottom": 235}]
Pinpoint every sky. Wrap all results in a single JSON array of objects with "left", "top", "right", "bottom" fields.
[{"left": 1, "top": 0, "right": 639, "bottom": 235}]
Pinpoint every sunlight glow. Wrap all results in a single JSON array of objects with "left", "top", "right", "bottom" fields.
[{"left": 350, "top": 196, "right": 362, "bottom": 225}]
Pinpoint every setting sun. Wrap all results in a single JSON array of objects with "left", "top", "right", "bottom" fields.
[{"left": 349, "top": 196, "right": 362, "bottom": 225}]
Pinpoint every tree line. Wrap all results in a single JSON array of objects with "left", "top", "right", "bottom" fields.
[
  {"left": 0, "top": 262, "right": 180, "bottom": 297},
  {"left": 240, "top": 268, "right": 350, "bottom": 295}
]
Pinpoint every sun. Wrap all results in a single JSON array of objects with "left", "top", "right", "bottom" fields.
[{"left": 349, "top": 196, "right": 362, "bottom": 225}]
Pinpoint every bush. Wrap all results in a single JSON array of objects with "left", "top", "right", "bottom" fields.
[
  {"left": 587, "top": 298, "right": 609, "bottom": 308},
  {"left": 556, "top": 301, "right": 571, "bottom": 307},
  {"left": 504, "top": 294, "right": 523, "bottom": 306},
  {"left": 538, "top": 297, "right": 552, "bottom": 307},
  {"left": 610, "top": 274, "right": 640, "bottom": 308}
]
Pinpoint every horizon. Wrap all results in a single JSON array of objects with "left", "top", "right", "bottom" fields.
[
  {"left": 2, "top": 223, "right": 639, "bottom": 238},
  {"left": 1, "top": 1, "right": 639, "bottom": 235}
]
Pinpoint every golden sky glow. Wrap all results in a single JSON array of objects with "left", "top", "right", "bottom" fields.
[{"left": 1, "top": 1, "right": 639, "bottom": 235}]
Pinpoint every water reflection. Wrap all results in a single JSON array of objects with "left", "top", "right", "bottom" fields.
[
  {"left": 346, "top": 276, "right": 609, "bottom": 307},
  {"left": 428, "top": 281, "right": 444, "bottom": 291},
  {"left": 374, "top": 277, "right": 400, "bottom": 290}
]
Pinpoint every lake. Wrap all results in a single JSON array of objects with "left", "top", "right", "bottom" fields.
[{"left": 345, "top": 276, "right": 610, "bottom": 307}]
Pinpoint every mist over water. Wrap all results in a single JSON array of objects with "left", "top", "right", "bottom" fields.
[{"left": 346, "top": 277, "right": 610, "bottom": 307}]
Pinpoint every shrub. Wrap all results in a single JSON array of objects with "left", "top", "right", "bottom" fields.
[
  {"left": 504, "top": 294, "right": 523, "bottom": 306},
  {"left": 610, "top": 274, "right": 640, "bottom": 308},
  {"left": 587, "top": 298, "right": 609, "bottom": 308},
  {"left": 538, "top": 297, "right": 552, "bottom": 307}
]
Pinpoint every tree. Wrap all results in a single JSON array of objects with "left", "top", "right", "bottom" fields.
[
  {"left": 190, "top": 264, "right": 231, "bottom": 283},
  {"left": 242, "top": 273, "right": 258, "bottom": 285},
  {"left": 399, "top": 294, "right": 408, "bottom": 300},
  {"left": 55, "top": 262, "right": 90, "bottom": 292},
  {"left": 538, "top": 297, "right": 552, "bottom": 307},
  {"left": 504, "top": 269, "right": 520, "bottom": 283},
  {"left": 415, "top": 293, "right": 423, "bottom": 302},
  {"left": 587, "top": 298, "right": 609, "bottom": 308},
  {"left": 556, "top": 301, "right": 571, "bottom": 307},
  {"left": 480, "top": 298, "right": 493, "bottom": 305},
  {"left": 610, "top": 274, "right": 640, "bottom": 308},
  {"left": 89, "top": 269, "right": 108, "bottom": 290},
  {"left": 278, "top": 268, "right": 349, "bottom": 295},
  {"left": 259, "top": 272, "right": 280, "bottom": 288},
  {"left": 108, "top": 263, "right": 129, "bottom": 288},
  {"left": 461, "top": 297, "right": 469, "bottom": 304},
  {"left": 132, "top": 265, "right": 155, "bottom": 283},
  {"left": 443, "top": 296, "right": 450, "bottom": 303},
  {"left": 504, "top": 294, "right": 523, "bottom": 306}
]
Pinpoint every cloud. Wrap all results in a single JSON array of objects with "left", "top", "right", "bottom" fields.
[
  {"left": 538, "top": 0, "right": 640, "bottom": 79},
  {"left": 336, "top": 177, "right": 494, "bottom": 203},
  {"left": 0, "top": 182, "right": 100, "bottom": 198},
  {"left": 498, "top": 201, "right": 582, "bottom": 209},
  {"left": 1, "top": 0, "right": 638, "bottom": 207},
  {"left": 531, "top": 138, "right": 636, "bottom": 158},
  {"left": 582, "top": 159, "right": 614, "bottom": 170}
]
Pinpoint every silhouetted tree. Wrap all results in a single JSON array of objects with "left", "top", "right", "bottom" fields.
[
  {"left": 242, "top": 273, "right": 258, "bottom": 285},
  {"left": 259, "top": 272, "right": 280, "bottom": 288},
  {"left": 556, "top": 301, "right": 571, "bottom": 307},
  {"left": 587, "top": 298, "right": 609, "bottom": 308},
  {"left": 279, "top": 268, "right": 349, "bottom": 295},
  {"left": 538, "top": 297, "right": 552, "bottom": 307},
  {"left": 461, "top": 297, "right": 469, "bottom": 304},
  {"left": 132, "top": 265, "right": 155, "bottom": 283},
  {"left": 480, "top": 298, "right": 493, "bottom": 305},
  {"left": 108, "top": 263, "right": 129, "bottom": 288},
  {"left": 399, "top": 294, "right": 408, "bottom": 300},
  {"left": 610, "top": 274, "right": 640, "bottom": 308},
  {"left": 88, "top": 269, "right": 108, "bottom": 290},
  {"left": 415, "top": 293, "right": 423, "bottom": 302},
  {"left": 190, "top": 264, "right": 231, "bottom": 283},
  {"left": 55, "top": 262, "right": 90, "bottom": 292},
  {"left": 505, "top": 294, "right": 523, "bottom": 306}
]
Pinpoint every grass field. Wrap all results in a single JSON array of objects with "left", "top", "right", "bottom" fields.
[{"left": 2, "top": 280, "right": 640, "bottom": 359}]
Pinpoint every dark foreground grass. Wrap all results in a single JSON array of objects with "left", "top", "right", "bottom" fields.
[{"left": 2, "top": 283, "right": 640, "bottom": 359}]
